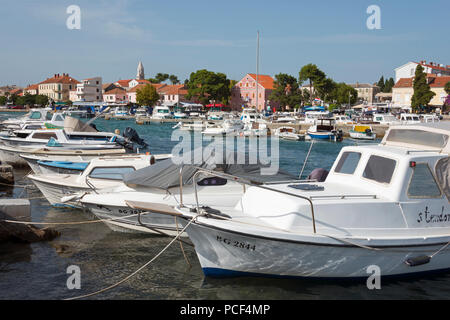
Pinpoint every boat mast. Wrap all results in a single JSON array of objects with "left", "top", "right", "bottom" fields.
[{"left": 256, "top": 30, "right": 259, "bottom": 111}]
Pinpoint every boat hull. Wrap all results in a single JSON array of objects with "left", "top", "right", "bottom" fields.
[
  {"left": 183, "top": 220, "right": 450, "bottom": 279},
  {"left": 307, "top": 132, "right": 334, "bottom": 140},
  {"left": 29, "top": 179, "right": 88, "bottom": 208},
  {"left": 349, "top": 131, "right": 376, "bottom": 140},
  {"left": 83, "top": 202, "right": 187, "bottom": 236}
]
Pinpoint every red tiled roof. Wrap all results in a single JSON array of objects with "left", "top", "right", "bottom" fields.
[
  {"left": 104, "top": 88, "right": 127, "bottom": 95},
  {"left": 9, "top": 88, "right": 22, "bottom": 95},
  {"left": 24, "top": 84, "right": 39, "bottom": 91},
  {"left": 127, "top": 83, "right": 167, "bottom": 93},
  {"left": 127, "top": 84, "right": 147, "bottom": 93},
  {"left": 415, "top": 61, "right": 450, "bottom": 72},
  {"left": 429, "top": 76, "right": 450, "bottom": 88},
  {"left": 133, "top": 79, "right": 151, "bottom": 85},
  {"left": 115, "top": 79, "right": 133, "bottom": 87},
  {"left": 159, "top": 84, "right": 187, "bottom": 95},
  {"left": 39, "top": 74, "right": 79, "bottom": 85},
  {"left": 247, "top": 74, "right": 275, "bottom": 90},
  {"left": 394, "top": 76, "right": 450, "bottom": 88}
]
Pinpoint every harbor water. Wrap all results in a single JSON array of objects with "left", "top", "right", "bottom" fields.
[{"left": 1, "top": 117, "right": 450, "bottom": 300}]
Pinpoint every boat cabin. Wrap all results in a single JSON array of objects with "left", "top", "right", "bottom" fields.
[{"left": 237, "top": 123, "right": 450, "bottom": 234}]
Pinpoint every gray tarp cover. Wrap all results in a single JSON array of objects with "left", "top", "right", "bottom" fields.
[
  {"left": 123, "top": 148, "right": 297, "bottom": 190},
  {"left": 435, "top": 157, "right": 450, "bottom": 201}
]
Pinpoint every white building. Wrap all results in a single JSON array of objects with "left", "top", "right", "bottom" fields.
[
  {"left": 71, "top": 77, "right": 103, "bottom": 102},
  {"left": 395, "top": 60, "right": 450, "bottom": 83}
]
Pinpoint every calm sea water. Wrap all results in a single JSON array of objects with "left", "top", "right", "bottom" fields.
[{"left": 1, "top": 115, "right": 450, "bottom": 300}]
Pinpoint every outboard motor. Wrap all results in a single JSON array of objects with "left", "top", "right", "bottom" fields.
[
  {"left": 307, "top": 168, "right": 329, "bottom": 182},
  {"left": 120, "top": 127, "right": 148, "bottom": 152}
]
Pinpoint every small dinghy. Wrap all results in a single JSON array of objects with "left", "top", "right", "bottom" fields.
[
  {"left": 36, "top": 160, "right": 89, "bottom": 175},
  {"left": 349, "top": 125, "right": 376, "bottom": 140}
]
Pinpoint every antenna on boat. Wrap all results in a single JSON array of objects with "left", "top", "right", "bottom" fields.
[
  {"left": 256, "top": 30, "right": 259, "bottom": 112},
  {"left": 299, "top": 139, "right": 315, "bottom": 179}
]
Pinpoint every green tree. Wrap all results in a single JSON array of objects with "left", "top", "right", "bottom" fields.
[
  {"left": 0, "top": 96, "right": 6, "bottom": 106},
  {"left": 136, "top": 84, "right": 160, "bottom": 107},
  {"left": 155, "top": 73, "right": 169, "bottom": 83},
  {"left": 377, "top": 76, "right": 385, "bottom": 92},
  {"left": 445, "top": 81, "right": 450, "bottom": 95},
  {"left": 411, "top": 65, "right": 435, "bottom": 111},
  {"left": 315, "top": 77, "right": 337, "bottom": 103},
  {"left": 332, "top": 83, "right": 358, "bottom": 105},
  {"left": 35, "top": 95, "right": 49, "bottom": 107},
  {"left": 269, "top": 73, "right": 303, "bottom": 111},
  {"left": 185, "top": 69, "right": 231, "bottom": 105},
  {"left": 298, "top": 64, "right": 326, "bottom": 105},
  {"left": 22, "top": 93, "right": 36, "bottom": 106},
  {"left": 383, "top": 77, "right": 395, "bottom": 93},
  {"left": 169, "top": 75, "right": 180, "bottom": 85}
]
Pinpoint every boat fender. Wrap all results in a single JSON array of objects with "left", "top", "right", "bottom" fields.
[
  {"left": 365, "top": 128, "right": 372, "bottom": 134},
  {"left": 404, "top": 255, "right": 431, "bottom": 267}
]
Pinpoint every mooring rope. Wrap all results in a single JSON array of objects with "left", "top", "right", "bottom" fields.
[
  {"left": 175, "top": 215, "right": 191, "bottom": 268},
  {"left": 1, "top": 212, "right": 151, "bottom": 226},
  {"left": 0, "top": 181, "right": 35, "bottom": 188},
  {"left": 64, "top": 213, "right": 201, "bottom": 300}
]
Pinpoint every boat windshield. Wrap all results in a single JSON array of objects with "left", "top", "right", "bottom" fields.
[
  {"left": 407, "top": 163, "right": 442, "bottom": 198},
  {"left": 386, "top": 129, "right": 449, "bottom": 149},
  {"left": 30, "top": 111, "right": 42, "bottom": 120},
  {"left": 334, "top": 152, "right": 361, "bottom": 174},
  {"left": 363, "top": 155, "right": 396, "bottom": 184},
  {"left": 88, "top": 166, "right": 135, "bottom": 180}
]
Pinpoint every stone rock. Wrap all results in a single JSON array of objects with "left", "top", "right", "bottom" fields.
[{"left": 0, "top": 212, "right": 60, "bottom": 243}]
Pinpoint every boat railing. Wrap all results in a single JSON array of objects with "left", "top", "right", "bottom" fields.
[
  {"left": 178, "top": 166, "right": 318, "bottom": 233},
  {"left": 309, "top": 194, "right": 377, "bottom": 200}
]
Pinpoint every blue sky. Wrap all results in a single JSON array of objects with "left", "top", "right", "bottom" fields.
[{"left": 1, "top": 0, "right": 449, "bottom": 87}]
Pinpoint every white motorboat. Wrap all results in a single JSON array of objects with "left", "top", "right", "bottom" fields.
[
  {"left": 307, "top": 118, "right": 343, "bottom": 141},
  {"left": 273, "top": 112, "right": 297, "bottom": 123},
  {"left": 152, "top": 106, "right": 172, "bottom": 120},
  {"left": 348, "top": 125, "right": 377, "bottom": 140},
  {"left": 301, "top": 111, "right": 333, "bottom": 124},
  {"left": 20, "top": 153, "right": 171, "bottom": 175},
  {"left": 273, "top": 126, "right": 305, "bottom": 141},
  {"left": 113, "top": 106, "right": 129, "bottom": 118},
  {"left": 175, "top": 121, "right": 206, "bottom": 132},
  {"left": 333, "top": 115, "right": 354, "bottom": 125},
  {"left": 0, "top": 144, "right": 127, "bottom": 167},
  {"left": 28, "top": 154, "right": 158, "bottom": 208},
  {"left": 134, "top": 107, "right": 149, "bottom": 118},
  {"left": 78, "top": 152, "right": 298, "bottom": 235},
  {"left": 0, "top": 128, "right": 123, "bottom": 149},
  {"left": 173, "top": 106, "right": 189, "bottom": 119},
  {"left": 400, "top": 113, "right": 421, "bottom": 124},
  {"left": 242, "top": 122, "right": 268, "bottom": 137},
  {"left": 421, "top": 114, "right": 440, "bottom": 123},
  {"left": 202, "top": 119, "right": 244, "bottom": 136},
  {"left": 240, "top": 108, "right": 268, "bottom": 137},
  {"left": 0, "top": 108, "right": 53, "bottom": 130},
  {"left": 372, "top": 113, "right": 401, "bottom": 126},
  {"left": 162, "top": 122, "right": 450, "bottom": 279}
]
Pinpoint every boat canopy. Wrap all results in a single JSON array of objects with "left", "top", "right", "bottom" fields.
[
  {"left": 303, "top": 106, "right": 325, "bottom": 111},
  {"left": 123, "top": 147, "right": 297, "bottom": 190},
  {"left": 63, "top": 116, "right": 97, "bottom": 133},
  {"left": 381, "top": 123, "right": 450, "bottom": 153}
]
